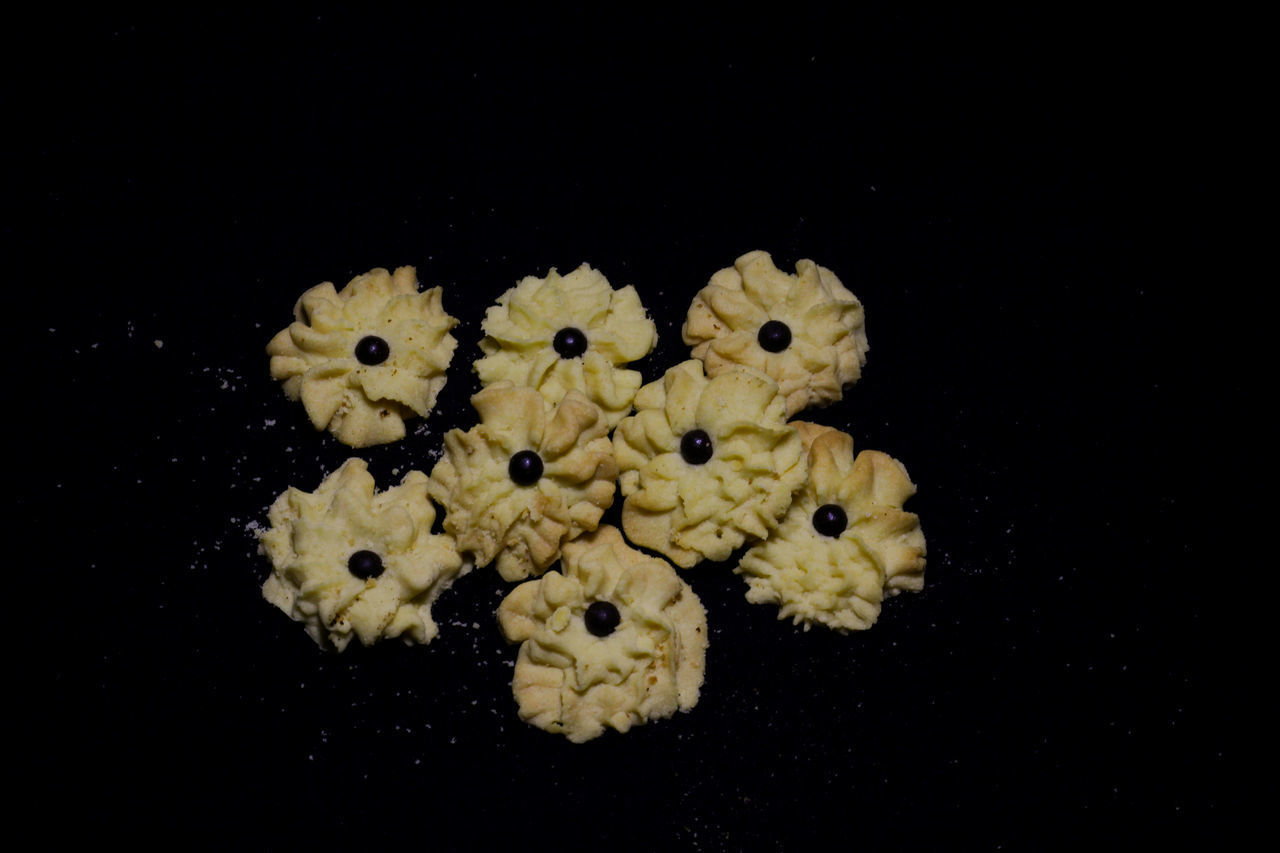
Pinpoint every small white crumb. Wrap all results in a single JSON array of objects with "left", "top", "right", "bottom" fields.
[{"left": 154, "top": 339, "right": 164, "bottom": 348}]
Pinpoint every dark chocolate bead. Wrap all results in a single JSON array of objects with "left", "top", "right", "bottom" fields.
[
  {"left": 508, "top": 450, "right": 544, "bottom": 486},
  {"left": 757, "top": 319, "right": 792, "bottom": 353},
  {"left": 552, "top": 327, "right": 588, "bottom": 358},
  {"left": 584, "top": 600, "right": 621, "bottom": 637},
  {"left": 347, "top": 549, "right": 384, "bottom": 579},
  {"left": 680, "top": 429, "right": 713, "bottom": 465},
  {"left": 812, "top": 504, "right": 848, "bottom": 538},
  {"left": 354, "top": 335, "right": 390, "bottom": 365}
]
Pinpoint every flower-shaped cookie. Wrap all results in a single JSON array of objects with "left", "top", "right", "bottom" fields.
[
  {"left": 682, "top": 250, "right": 868, "bottom": 417},
  {"left": 497, "top": 525, "right": 708, "bottom": 743},
  {"left": 429, "top": 382, "right": 618, "bottom": 582},
  {"left": 613, "top": 359, "right": 807, "bottom": 568},
  {"left": 736, "top": 422, "right": 925, "bottom": 632},
  {"left": 258, "top": 458, "right": 468, "bottom": 651},
  {"left": 267, "top": 266, "right": 458, "bottom": 447},
  {"left": 474, "top": 263, "right": 657, "bottom": 428}
]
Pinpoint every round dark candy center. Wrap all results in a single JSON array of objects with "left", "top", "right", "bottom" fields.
[
  {"left": 757, "top": 320, "right": 792, "bottom": 353},
  {"left": 584, "top": 601, "right": 621, "bottom": 637},
  {"left": 508, "top": 449, "right": 544, "bottom": 486},
  {"left": 812, "top": 504, "right": 848, "bottom": 538},
  {"left": 347, "top": 549, "right": 384, "bottom": 579},
  {"left": 680, "top": 429, "right": 713, "bottom": 465},
  {"left": 553, "top": 327, "right": 588, "bottom": 358},
  {"left": 355, "top": 335, "right": 390, "bottom": 365}
]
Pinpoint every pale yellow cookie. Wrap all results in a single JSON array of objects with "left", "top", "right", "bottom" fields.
[
  {"left": 474, "top": 263, "right": 657, "bottom": 428},
  {"left": 258, "top": 458, "right": 468, "bottom": 651},
  {"left": 497, "top": 525, "right": 708, "bottom": 743},
  {"left": 682, "top": 250, "right": 868, "bottom": 417},
  {"left": 736, "top": 422, "right": 925, "bottom": 632},
  {"left": 613, "top": 359, "right": 807, "bottom": 568},
  {"left": 428, "top": 383, "right": 618, "bottom": 582},
  {"left": 267, "top": 266, "right": 458, "bottom": 447}
]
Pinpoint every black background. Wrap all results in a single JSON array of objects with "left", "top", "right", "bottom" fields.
[{"left": 13, "top": 10, "right": 1234, "bottom": 850}]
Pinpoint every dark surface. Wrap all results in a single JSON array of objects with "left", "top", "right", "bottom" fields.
[{"left": 14, "top": 10, "right": 1233, "bottom": 850}]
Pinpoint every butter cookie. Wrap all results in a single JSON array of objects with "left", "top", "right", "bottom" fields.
[
  {"left": 429, "top": 383, "right": 617, "bottom": 582},
  {"left": 682, "top": 250, "right": 867, "bottom": 417},
  {"left": 498, "top": 525, "right": 707, "bottom": 742},
  {"left": 259, "top": 458, "right": 467, "bottom": 651},
  {"left": 736, "top": 422, "right": 925, "bottom": 631},
  {"left": 613, "top": 359, "right": 807, "bottom": 568},
  {"left": 475, "top": 263, "right": 657, "bottom": 428},
  {"left": 267, "top": 266, "right": 458, "bottom": 447}
]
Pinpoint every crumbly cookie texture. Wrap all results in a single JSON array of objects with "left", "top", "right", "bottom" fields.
[
  {"left": 429, "top": 383, "right": 618, "bottom": 582},
  {"left": 613, "top": 359, "right": 807, "bottom": 568},
  {"left": 267, "top": 266, "right": 458, "bottom": 447},
  {"left": 474, "top": 263, "right": 657, "bottom": 428},
  {"left": 497, "top": 525, "right": 708, "bottom": 743},
  {"left": 258, "top": 458, "right": 468, "bottom": 651},
  {"left": 736, "top": 422, "right": 925, "bottom": 632},
  {"left": 682, "top": 250, "right": 868, "bottom": 417}
]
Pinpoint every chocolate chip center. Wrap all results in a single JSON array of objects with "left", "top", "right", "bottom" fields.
[
  {"left": 812, "top": 504, "right": 848, "bottom": 537},
  {"left": 680, "top": 429, "right": 713, "bottom": 465},
  {"left": 757, "top": 320, "right": 792, "bottom": 353},
  {"left": 508, "top": 449, "right": 544, "bottom": 486},
  {"left": 347, "top": 549, "right": 384, "bottom": 579},
  {"left": 355, "top": 335, "right": 390, "bottom": 365},
  {"left": 552, "top": 327, "right": 588, "bottom": 358},
  {"left": 584, "top": 601, "right": 621, "bottom": 637}
]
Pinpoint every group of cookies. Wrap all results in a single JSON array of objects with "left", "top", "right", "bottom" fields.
[{"left": 257, "top": 251, "right": 926, "bottom": 743}]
